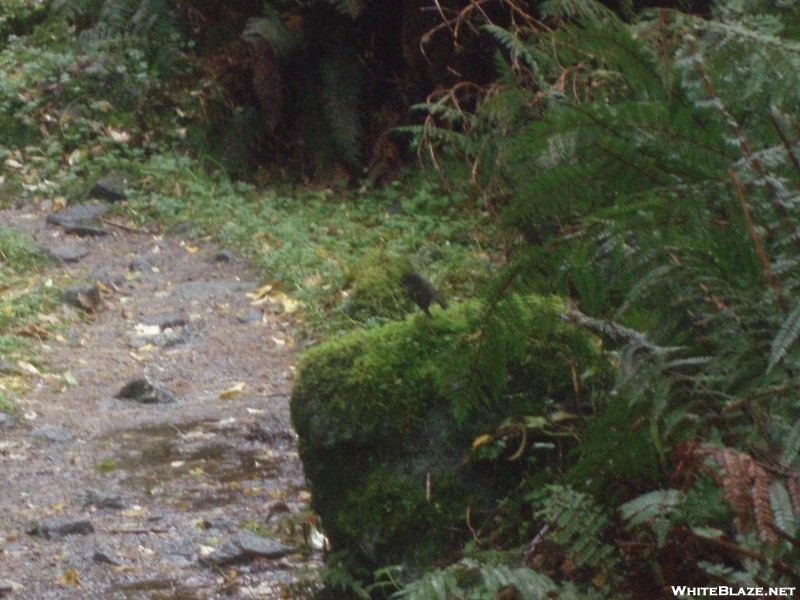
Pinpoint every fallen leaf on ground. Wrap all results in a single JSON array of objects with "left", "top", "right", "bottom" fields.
[{"left": 219, "top": 382, "right": 245, "bottom": 399}]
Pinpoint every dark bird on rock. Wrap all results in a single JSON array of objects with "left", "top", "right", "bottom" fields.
[{"left": 401, "top": 271, "right": 448, "bottom": 317}]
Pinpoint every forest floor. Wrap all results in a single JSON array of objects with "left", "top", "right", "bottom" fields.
[{"left": 0, "top": 200, "right": 321, "bottom": 599}]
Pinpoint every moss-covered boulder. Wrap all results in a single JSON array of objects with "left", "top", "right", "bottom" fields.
[{"left": 290, "top": 295, "right": 612, "bottom": 578}]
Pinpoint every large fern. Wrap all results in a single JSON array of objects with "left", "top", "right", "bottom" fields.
[{"left": 405, "top": 0, "right": 800, "bottom": 591}]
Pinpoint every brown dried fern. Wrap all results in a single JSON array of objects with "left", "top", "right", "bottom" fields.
[
  {"left": 695, "top": 446, "right": 785, "bottom": 543},
  {"left": 786, "top": 475, "right": 800, "bottom": 515},
  {"left": 751, "top": 464, "right": 777, "bottom": 543}
]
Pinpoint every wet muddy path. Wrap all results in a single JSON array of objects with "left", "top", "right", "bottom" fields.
[{"left": 0, "top": 202, "right": 319, "bottom": 599}]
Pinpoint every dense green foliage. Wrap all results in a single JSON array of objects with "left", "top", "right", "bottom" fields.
[
  {"left": 2, "top": 0, "right": 800, "bottom": 596},
  {"left": 402, "top": 0, "right": 800, "bottom": 594}
]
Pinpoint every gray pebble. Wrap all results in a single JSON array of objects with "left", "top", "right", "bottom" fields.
[{"left": 30, "top": 427, "right": 75, "bottom": 443}]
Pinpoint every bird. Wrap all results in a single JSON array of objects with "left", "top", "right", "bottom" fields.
[{"left": 401, "top": 271, "right": 448, "bottom": 317}]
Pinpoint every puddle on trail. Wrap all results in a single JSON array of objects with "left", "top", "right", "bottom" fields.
[{"left": 99, "top": 419, "right": 300, "bottom": 510}]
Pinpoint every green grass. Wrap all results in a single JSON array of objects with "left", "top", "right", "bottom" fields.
[
  {"left": 0, "top": 226, "right": 51, "bottom": 274},
  {"left": 0, "top": 228, "right": 60, "bottom": 334},
  {"left": 126, "top": 153, "right": 502, "bottom": 337},
  {"left": 0, "top": 227, "right": 63, "bottom": 414},
  {"left": 0, "top": 391, "right": 18, "bottom": 415}
]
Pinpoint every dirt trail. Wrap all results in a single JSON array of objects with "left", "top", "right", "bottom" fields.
[{"left": 0, "top": 202, "right": 318, "bottom": 599}]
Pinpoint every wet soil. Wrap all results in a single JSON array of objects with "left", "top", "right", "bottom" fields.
[{"left": 0, "top": 203, "right": 320, "bottom": 599}]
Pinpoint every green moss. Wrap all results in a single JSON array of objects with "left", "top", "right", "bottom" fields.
[
  {"left": 94, "top": 459, "right": 118, "bottom": 474},
  {"left": 291, "top": 294, "right": 613, "bottom": 577}
]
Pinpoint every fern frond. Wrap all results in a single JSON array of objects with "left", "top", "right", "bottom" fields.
[
  {"left": 780, "top": 418, "right": 800, "bottom": 469},
  {"left": 619, "top": 489, "right": 682, "bottom": 525},
  {"left": 482, "top": 25, "right": 542, "bottom": 76},
  {"left": 538, "top": 0, "right": 616, "bottom": 22},
  {"left": 768, "top": 300, "right": 800, "bottom": 371},
  {"left": 769, "top": 481, "right": 796, "bottom": 539}
]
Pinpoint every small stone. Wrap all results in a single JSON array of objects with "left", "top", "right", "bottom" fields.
[
  {"left": 0, "top": 579, "right": 23, "bottom": 596},
  {"left": 46, "top": 203, "right": 108, "bottom": 227},
  {"left": 116, "top": 376, "right": 177, "bottom": 404},
  {"left": 88, "top": 173, "right": 133, "bottom": 203},
  {"left": 128, "top": 329, "right": 189, "bottom": 349},
  {"left": 201, "top": 517, "right": 233, "bottom": 531},
  {"left": 236, "top": 310, "right": 263, "bottom": 324},
  {"left": 64, "top": 224, "right": 109, "bottom": 237},
  {"left": 46, "top": 245, "right": 89, "bottom": 263},
  {"left": 140, "top": 312, "right": 187, "bottom": 330},
  {"left": 0, "top": 413, "right": 15, "bottom": 428},
  {"left": 81, "top": 488, "right": 126, "bottom": 510},
  {"left": 30, "top": 427, "right": 75, "bottom": 443},
  {"left": 211, "top": 250, "right": 235, "bottom": 263},
  {"left": 129, "top": 254, "right": 163, "bottom": 273},
  {"left": 92, "top": 547, "right": 122, "bottom": 566},
  {"left": 89, "top": 268, "right": 124, "bottom": 287},
  {"left": 62, "top": 283, "right": 102, "bottom": 312},
  {"left": 199, "top": 531, "right": 293, "bottom": 567},
  {"left": 28, "top": 518, "right": 94, "bottom": 539}
]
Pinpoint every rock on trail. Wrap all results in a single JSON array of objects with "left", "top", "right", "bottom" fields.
[{"left": 0, "top": 202, "right": 320, "bottom": 599}]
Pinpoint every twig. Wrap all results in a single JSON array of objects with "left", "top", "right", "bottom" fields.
[
  {"left": 465, "top": 505, "right": 479, "bottom": 543},
  {"left": 768, "top": 111, "right": 800, "bottom": 186},
  {"left": 106, "top": 528, "right": 169, "bottom": 534},
  {"left": 729, "top": 168, "right": 785, "bottom": 310},
  {"left": 99, "top": 217, "right": 140, "bottom": 233},
  {"left": 720, "top": 383, "right": 800, "bottom": 415},
  {"left": 690, "top": 530, "right": 800, "bottom": 587}
]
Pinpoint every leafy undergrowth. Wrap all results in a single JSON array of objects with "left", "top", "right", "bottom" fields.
[
  {"left": 124, "top": 154, "right": 501, "bottom": 338},
  {"left": 0, "top": 226, "right": 65, "bottom": 414}
]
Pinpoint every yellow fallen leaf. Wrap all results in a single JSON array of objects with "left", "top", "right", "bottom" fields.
[
  {"left": 185, "top": 245, "right": 198, "bottom": 253},
  {"left": 282, "top": 298, "right": 301, "bottom": 314},
  {"left": 51, "top": 501, "right": 67, "bottom": 512},
  {"left": 17, "top": 361, "right": 40, "bottom": 375},
  {"left": 472, "top": 434, "right": 493, "bottom": 449},
  {"left": 246, "top": 283, "right": 274, "bottom": 301},
  {"left": 190, "top": 467, "right": 205, "bottom": 476},
  {"left": 57, "top": 570, "right": 80, "bottom": 586},
  {"left": 219, "top": 382, "right": 245, "bottom": 399},
  {"left": 267, "top": 291, "right": 301, "bottom": 314}
]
